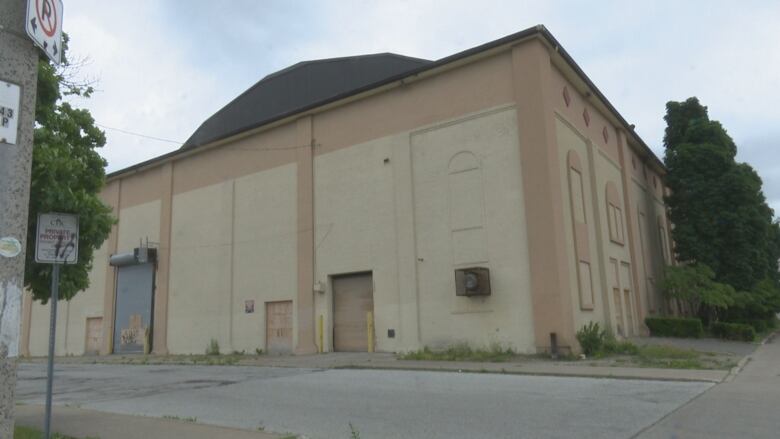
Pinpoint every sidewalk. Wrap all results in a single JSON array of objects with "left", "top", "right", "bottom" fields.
[
  {"left": 23, "top": 349, "right": 731, "bottom": 383},
  {"left": 638, "top": 332, "right": 780, "bottom": 438},
  {"left": 15, "top": 404, "right": 285, "bottom": 439}
]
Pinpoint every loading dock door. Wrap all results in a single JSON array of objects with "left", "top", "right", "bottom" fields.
[
  {"left": 333, "top": 273, "right": 374, "bottom": 352},
  {"left": 113, "top": 263, "right": 155, "bottom": 354},
  {"left": 266, "top": 300, "right": 293, "bottom": 354}
]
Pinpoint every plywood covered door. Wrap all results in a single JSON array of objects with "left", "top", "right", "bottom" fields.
[
  {"left": 333, "top": 273, "right": 374, "bottom": 352},
  {"left": 85, "top": 317, "right": 103, "bottom": 355},
  {"left": 266, "top": 300, "right": 293, "bottom": 354}
]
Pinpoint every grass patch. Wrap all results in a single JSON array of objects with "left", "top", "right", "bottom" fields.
[
  {"left": 399, "top": 343, "right": 515, "bottom": 362},
  {"left": 162, "top": 415, "right": 197, "bottom": 423},
  {"left": 589, "top": 335, "right": 736, "bottom": 369},
  {"left": 14, "top": 425, "right": 98, "bottom": 439},
  {"left": 635, "top": 345, "right": 703, "bottom": 369}
]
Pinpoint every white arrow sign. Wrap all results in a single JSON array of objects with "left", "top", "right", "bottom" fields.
[{"left": 25, "top": 0, "right": 64, "bottom": 65}]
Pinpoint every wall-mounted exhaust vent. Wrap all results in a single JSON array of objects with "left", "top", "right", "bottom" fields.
[{"left": 454, "top": 267, "right": 491, "bottom": 296}]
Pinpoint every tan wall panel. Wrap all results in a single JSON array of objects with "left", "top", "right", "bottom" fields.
[
  {"left": 231, "top": 164, "right": 297, "bottom": 353},
  {"left": 62, "top": 241, "right": 109, "bottom": 355},
  {"left": 550, "top": 65, "right": 621, "bottom": 165},
  {"left": 118, "top": 166, "right": 162, "bottom": 210},
  {"left": 167, "top": 181, "right": 234, "bottom": 354},
  {"left": 410, "top": 107, "right": 535, "bottom": 352},
  {"left": 556, "top": 118, "right": 607, "bottom": 331},
  {"left": 593, "top": 149, "right": 635, "bottom": 332},
  {"left": 314, "top": 52, "right": 515, "bottom": 154},
  {"left": 172, "top": 122, "right": 299, "bottom": 195},
  {"left": 27, "top": 239, "right": 109, "bottom": 356},
  {"left": 117, "top": 200, "right": 161, "bottom": 252},
  {"left": 28, "top": 298, "right": 52, "bottom": 356},
  {"left": 313, "top": 132, "right": 404, "bottom": 353}
]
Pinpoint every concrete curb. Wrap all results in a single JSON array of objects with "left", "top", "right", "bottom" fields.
[
  {"left": 334, "top": 362, "right": 726, "bottom": 383},
  {"left": 723, "top": 355, "right": 751, "bottom": 383},
  {"left": 722, "top": 331, "right": 775, "bottom": 382}
]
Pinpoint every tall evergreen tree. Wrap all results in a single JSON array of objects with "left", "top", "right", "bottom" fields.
[{"left": 663, "top": 98, "right": 780, "bottom": 293}]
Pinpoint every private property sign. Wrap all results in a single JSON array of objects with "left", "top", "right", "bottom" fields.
[
  {"left": 25, "top": 0, "right": 64, "bottom": 65},
  {"left": 35, "top": 212, "right": 78, "bottom": 264}
]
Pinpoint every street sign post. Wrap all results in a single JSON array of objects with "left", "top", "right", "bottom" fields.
[
  {"left": 35, "top": 212, "right": 78, "bottom": 439},
  {"left": 25, "top": 0, "right": 64, "bottom": 65}
]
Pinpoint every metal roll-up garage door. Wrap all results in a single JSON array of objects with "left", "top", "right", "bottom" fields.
[
  {"left": 332, "top": 273, "right": 374, "bottom": 352},
  {"left": 111, "top": 249, "right": 156, "bottom": 354}
]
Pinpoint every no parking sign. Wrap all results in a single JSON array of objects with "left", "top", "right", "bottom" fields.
[{"left": 25, "top": 0, "right": 64, "bottom": 65}]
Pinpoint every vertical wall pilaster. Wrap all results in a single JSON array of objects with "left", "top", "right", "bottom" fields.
[
  {"left": 393, "top": 137, "right": 421, "bottom": 350},
  {"left": 152, "top": 163, "right": 173, "bottom": 354},
  {"left": 511, "top": 40, "right": 575, "bottom": 351},
  {"left": 101, "top": 180, "right": 121, "bottom": 354},
  {"left": 616, "top": 131, "right": 647, "bottom": 332},
  {"left": 295, "top": 116, "right": 317, "bottom": 354}
]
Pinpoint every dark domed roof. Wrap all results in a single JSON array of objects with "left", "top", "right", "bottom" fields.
[{"left": 182, "top": 53, "right": 431, "bottom": 149}]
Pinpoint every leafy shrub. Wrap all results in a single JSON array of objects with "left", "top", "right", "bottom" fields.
[
  {"left": 576, "top": 322, "right": 606, "bottom": 356},
  {"left": 601, "top": 332, "right": 639, "bottom": 355},
  {"left": 205, "top": 339, "right": 220, "bottom": 356},
  {"left": 645, "top": 317, "right": 704, "bottom": 338},
  {"left": 710, "top": 322, "right": 756, "bottom": 341},
  {"left": 662, "top": 264, "right": 736, "bottom": 323}
]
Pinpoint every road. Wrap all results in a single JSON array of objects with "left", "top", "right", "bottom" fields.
[
  {"left": 638, "top": 334, "right": 780, "bottom": 438},
  {"left": 16, "top": 362, "right": 709, "bottom": 439}
]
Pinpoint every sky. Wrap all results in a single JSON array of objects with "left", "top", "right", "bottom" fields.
[{"left": 61, "top": 0, "right": 780, "bottom": 214}]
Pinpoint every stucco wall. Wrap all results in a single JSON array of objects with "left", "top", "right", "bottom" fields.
[
  {"left": 313, "top": 132, "right": 404, "bottom": 352},
  {"left": 168, "top": 181, "right": 234, "bottom": 353},
  {"left": 311, "top": 106, "right": 535, "bottom": 353},
  {"left": 116, "top": 200, "right": 161, "bottom": 252},
  {"left": 630, "top": 166, "right": 669, "bottom": 317},
  {"left": 556, "top": 117, "right": 609, "bottom": 331},
  {"left": 231, "top": 164, "right": 298, "bottom": 353},
  {"left": 593, "top": 148, "right": 636, "bottom": 335},
  {"left": 411, "top": 106, "right": 535, "bottom": 352},
  {"left": 167, "top": 164, "right": 298, "bottom": 354},
  {"left": 22, "top": 37, "right": 672, "bottom": 356}
]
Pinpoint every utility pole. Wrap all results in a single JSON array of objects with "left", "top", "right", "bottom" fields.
[{"left": 0, "top": 0, "right": 39, "bottom": 436}]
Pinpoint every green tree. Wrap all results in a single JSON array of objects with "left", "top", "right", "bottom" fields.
[
  {"left": 663, "top": 98, "right": 780, "bottom": 292},
  {"left": 662, "top": 264, "right": 735, "bottom": 324},
  {"left": 25, "top": 34, "right": 115, "bottom": 303}
]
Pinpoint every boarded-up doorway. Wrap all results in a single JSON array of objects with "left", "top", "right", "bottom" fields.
[
  {"left": 266, "top": 300, "right": 293, "bottom": 354},
  {"left": 85, "top": 317, "right": 103, "bottom": 355},
  {"left": 333, "top": 273, "right": 374, "bottom": 352}
]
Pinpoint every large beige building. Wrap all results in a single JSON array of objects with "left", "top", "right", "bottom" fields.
[{"left": 21, "top": 26, "right": 673, "bottom": 357}]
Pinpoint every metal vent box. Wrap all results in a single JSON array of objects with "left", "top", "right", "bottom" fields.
[{"left": 454, "top": 267, "right": 491, "bottom": 296}]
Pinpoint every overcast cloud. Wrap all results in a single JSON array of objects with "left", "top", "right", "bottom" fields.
[{"left": 61, "top": 0, "right": 780, "bottom": 214}]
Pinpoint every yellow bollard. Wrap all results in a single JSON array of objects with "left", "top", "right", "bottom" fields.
[
  {"left": 367, "top": 311, "right": 374, "bottom": 353},
  {"left": 318, "top": 314, "right": 324, "bottom": 353}
]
